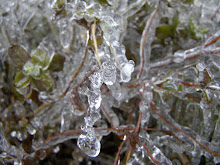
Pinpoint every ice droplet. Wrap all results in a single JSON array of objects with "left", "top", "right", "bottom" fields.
[
  {"left": 26, "top": 125, "right": 37, "bottom": 135},
  {"left": 89, "top": 72, "right": 102, "bottom": 89},
  {"left": 101, "top": 60, "right": 116, "bottom": 85},
  {"left": 84, "top": 110, "right": 101, "bottom": 127},
  {"left": 173, "top": 50, "right": 186, "bottom": 63},
  {"left": 77, "top": 134, "right": 100, "bottom": 157},
  {"left": 88, "top": 92, "right": 101, "bottom": 109},
  {"left": 120, "top": 60, "right": 134, "bottom": 82},
  {"left": 151, "top": 146, "right": 172, "bottom": 164},
  {"left": 58, "top": 18, "right": 73, "bottom": 49}
]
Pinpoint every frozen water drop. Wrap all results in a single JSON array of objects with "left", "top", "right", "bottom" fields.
[
  {"left": 75, "top": 1, "right": 87, "bottom": 12},
  {"left": 101, "top": 60, "right": 116, "bottom": 85},
  {"left": 26, "top": 125, "right": 36, "bottom": 135},
  {"left": 120, "top": 60, "right": 134, "bottom": 82},
  {"left": 89, "top": 72, "right": 102, "bottom": 89},
  {"left": 88, "top": 92, "right": 102, "bottom": 109},
  {"left": 77, "top": 134, "right": 100, "bottom": 157},
  {"left": 53, "top": 146, "right": 60, "bottom": 153}
]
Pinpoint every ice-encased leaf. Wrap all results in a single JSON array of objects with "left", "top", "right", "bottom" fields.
[
  {"left": 14, "top": 71, "right": 31, "bottom": 88},
  {"left": 8, "top": 45, "right": 30, "bottom": 71},
  {"left": 77, "top": 134, "right": 100, "bottom": 157},
  {"left": 23, "top": 61, "right": 41, "bottom": 79},
  {"left": 31, "top": 49, "right": 51, "bottom": 70},
  {"left": 48, "top": 54, "right": 65, "bottom": 72},
  {"left": 32, "top": 72, "right": 53, "bottom": 91}
]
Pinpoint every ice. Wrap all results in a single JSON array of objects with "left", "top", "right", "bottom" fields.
[
  {"left": 101, "top": 100, "right": 119, "bottom": 128},
  {"left": 107, "top": 82, "right": 122, "bottom": 100},
  {"left": 173, "top": 50, "right": 186, "bottom": 63},
  {"left": 120, "top": 60, "right": 135, "bottom": 82},
  {"left": 88, "top": 91, "right": 102, "bottom": 109},
  {"left": 101, "top": 60, "right": 116, "bottom": 85},
  {"left": 75, "top": 1, "right": 87, "bottom": 12},
  {"left": 128, "top": 147, "right": 145, "bottom": 165},
  {"left": 26, "top": 125, "right": 36, "bottom": 135},
  {"left": 60, "top": 104, "right": 73, "bottom": 132},
  {"left": 151, "top": 146, "right": 172, "bottom": 165},
  {"left": 58, "top": 18, "right": 73, "bottom": 49},
  {"left": 84, "top": 110, "right": 101, "bottom": 127},
  {"left": 89, "top": 72, "right": 102, "bottom": 89},
  {"left": 77, "top": 134, "right": 100, "bottom": 157},
  {"left": 155, "top": 135, "right": 185, "bottom": 153}
]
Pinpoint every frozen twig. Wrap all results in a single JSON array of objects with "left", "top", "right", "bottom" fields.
[
  {"left": 143, "top": 144, "right": 160, "bottom": 165},
  {"left": 114, "top": 137, "right": 129, "bottom": 165},
  {"left": 150, "top": 103, "right": 220, "bottom": 157},
  {"left": 92, "top": 20, "right": 102, "bottom": 69},
  {"left": 138, "top": 4, "right": 159, "bottom": 78}
]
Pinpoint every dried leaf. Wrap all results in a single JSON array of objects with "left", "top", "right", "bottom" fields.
[{"left": 8, "top": 45, "right": 30, "bottom": 71}]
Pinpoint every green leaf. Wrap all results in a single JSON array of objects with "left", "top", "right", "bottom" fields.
[
  {"left": 188, "top": 19, "right": 208, "bottom": 40},
  {"left": 54, "top": 0, "right": 66, "bottom": 8},
  {"left": 31, "top": 49, "right": 51, "bottom": 70},
  {"left": 48, "top": 54, "right": 65, "bottom": 71},
  {"left": 8, "top": 45, "right": 30, "bottom": 71},
  {"left": 23, "top": 61, "right": 41, "bottom": 79},
  {"left": 94, "top": 0, "right": 109, "bottom": 6},
  {"left": 14, "top": 71, "right": 31, "bottom": 88},
  {"left": 156, "top": 25, "right": 172, "bottom": 40},
  {"left": 32, "top": 72, "right": 53, "bottom": 91}
]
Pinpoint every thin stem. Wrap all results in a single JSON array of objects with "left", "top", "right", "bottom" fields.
[
  {"left": 150, "top": 47, "right": 220, "bottom": 69},
  {"left": 134, "top": 112, "right": 142, "bottom": 134},
  {"left": 150, "top": 103, "right": 220, "bottom": 157},
  {"left": 114, "top": 137, "right": 129, "bottom": 165},
  {"left": 101, "top": 105, "right": 114, "bottom": 128},
  {"left": 92, "top": 20, "right": 102, "bottom": 69},
  {"left": 180, "top": 81, "right": 200, "bottom": 88},
  {"left": 59, "top": 47, "right": 88, "bottom": 99},
  {"left": 138, "top": 5, "right": 159, "bottom": 78},
  {"left": 43, "top": 129, "right": 83, "bottom": 143},
  {"left": 125, "top": 146, "right": 132, "bottom": 164},
  {"left": 143, "top": 144, "right": 160, "bottom": 165},
  {"left": 204, "top": 35, "right": 220, "bottom": 48},
  {"left": 211, "top": 6, "right": 220, "bottom": 20},
  {"left": 109, "top": 44, "right": 122, "bottom": 68}
]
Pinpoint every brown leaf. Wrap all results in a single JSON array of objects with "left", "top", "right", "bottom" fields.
[{"left": 8, "top": 45, "right": 30, "bottom": 71}]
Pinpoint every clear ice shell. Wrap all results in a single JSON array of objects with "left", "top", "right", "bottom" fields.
[
  {"left": 88, "top": 91, "right": 102, "bottom": 109},
  {"left": 89, "top": 72, "right": 102, "bottom": 89},
  {"left": 173, "top": 50, "right": 186, "bottom": 63},
  {"left": 101, "top": 60, "right": 116, "bottom": 85},
  {"left": 120, "top": 60, "right": 135, "bottom": 82},
  {"left": 77, "top": 134, "right": 100, "bottom": 157}
]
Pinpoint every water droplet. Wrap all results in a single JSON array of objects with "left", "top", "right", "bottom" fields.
[
  {"left": 101, "top": 60, "right": 116, "bottom": 85},
  {"left": 77, "top": 134, "right": 100, "bottom": 157}
]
